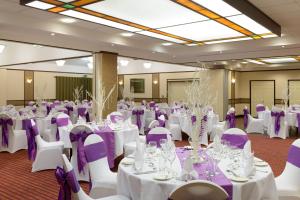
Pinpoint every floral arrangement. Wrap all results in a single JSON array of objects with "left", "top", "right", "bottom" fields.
[{"left": 73, "top": 85, "right": 84, "bottom": 104}]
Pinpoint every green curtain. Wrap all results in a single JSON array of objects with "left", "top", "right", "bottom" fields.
[{"left": 56, "top": 76, "right": 92, "bottom": 101}]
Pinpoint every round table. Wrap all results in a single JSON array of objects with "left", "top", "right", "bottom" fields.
[{"left": 117, "top": 148, "right": 278, "bottom": 200}]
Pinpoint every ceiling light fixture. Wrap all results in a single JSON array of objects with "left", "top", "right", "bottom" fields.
[
  {"left": 119, "top": 59, "right": 129, "bottom": 66},
  {"left": 60, "top": 17, "right": 76, "bottom": 23},
  {"left": 51, "top": 32, "right": 56, "bottom": 36},
  {"left": 56, "top": 60, "right": 66, "bottom": 66},
  {"left": 143, "top": 62, "right": 152, "bottom": 69},
  {"left": 121, "top": 32, "right": 134, "bottom": 37},
  {"left": 0, "top": 45, "right": 6, "bottom": 53},
  {"left": 20, "top": 0, "right": 280, "bottom": 45},
  {"left": 245, "top": 59, "right": 265, "bottom": 65},
  {"left": 186, "top": 43, "right": 198, "bottom": 47},
  {"left": 162, "top": 42, "right": 173, "bottom": 46},
  {"left": 261, "top": 57, "right": 297, "bottom": 64}
]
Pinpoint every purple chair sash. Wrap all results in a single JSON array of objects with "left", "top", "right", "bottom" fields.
[
  {"left": 243, "top": 109, "right": 249, "bottom": 129},
  {"left": 110, "top": 115, "right": 123, "bottom": 123},
  {"left": 176, "top": 148, "right": 233, "bottom": 200},
  {"left": 22, "top": 119, "right": 38, "bottom": 160},
  {"left": 225, "top": 112, "right": 236, "bottom": 128},
  {"left": 84, "top": 141, "right": 107, "bottom": 163},
  {"left": 0, "top": 118, "right": 13, "bottom": 147},
  {"left": 70, "top": 131, "right": 92, "bottom": 173},
  {"left": 146, "top": 133, "right": 167, "bottom": 147},
  {"left": 149, "top": 102, "right": 156, "bottom": 108},
  {"left": 297, "top": 113, "right": 300, "bottom": 134},
  {"left": 221, "top": 134, "right": 248, "bottom": 149},
  {"left": 256, "top": 106, "right": 265, "bottom": 112},
  {"left": 271, "top": 111, "right": 285, "bottom": 135},
  {"left": 287, "top": 145, "right": 300, "bottom": 168},
  {"left": 94, "top": 127, "right": 115, "bottom": 168},
  {"left": 54, "top": 101, "right": 61, "bottom": 106},
  {"left": 191, "top": 115, "right": 196, "bottom": 125},
  {"left": 52, "top": 117, "right": 69, "bottom": 141},
  {"left": 158, "top": 119, "right": 166, "bottom": 127},
  {"left": 132, "top": 110, "right": 144, "bottom": 130},
  {"left": 77, "top": 107, "right": 90, "bottom": 122},
  {"left": 55, "top": 167, "right": 80, "bottom": 200}
]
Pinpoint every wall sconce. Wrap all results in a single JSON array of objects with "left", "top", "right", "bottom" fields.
[
  {"left": 118, "top": 80, "right": 123, "bottom": 85},
  {"left": 231, "top": 78, "right": 236, "bottom": 84},
  {"left": 26, "top": 78, "right": 33, "bottom": 84},
  {"left": 153, "top": 80, "right": 158, "bottom": 85}
]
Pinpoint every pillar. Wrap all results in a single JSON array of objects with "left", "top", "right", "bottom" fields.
[{"left": 93, "top": 51, "right": 118, "bottom": 119}]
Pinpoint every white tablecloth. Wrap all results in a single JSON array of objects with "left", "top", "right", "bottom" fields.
[{"left": 117, "top": 150, "right": 278, "bottom": 200}]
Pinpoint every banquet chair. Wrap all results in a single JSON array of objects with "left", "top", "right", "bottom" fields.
[
  {"left": 107, "top": 112, "right": 124, "bottom": 124},
  {"left": 256, "top": 104, "right": 266, "bottom": 119},
  {"left": 123, "top": 120, "right": 157, "bottom": 157},
  {"left": 0, "top": 113, "right": 27, "bottom": 153},
  {"left": 58, "top": 154, "right": 129, "bottom": 200},
  {"left": 146, "top": 127, "right": 172, "bottom": 146},
  {"left": 268, "top": 107, "right": 288, "bottom": 139},
  {"left": 168, "top": 180, "right": 228, "bottom": 200},
  {"left": 221, "top": 128, "right": 249, "bottom": 149},
  {"left": 166, "top": 116, "right": 182, "bottom": 141},
  {"left": 276, "top": 139, "right": 300, "bottom": 200},
  {"left": 244, "top": 107, "right": 264, "bottom": 134},
  {"left": 225, "top": 107, "right": 236, "bottom": 129},
  {"left": 43, "top": 112, "right": 65, "bottom": 142},
  {"left": 132, "top": 106, "right": 146, "bottom": 135},
  {"left": 30, "top": 119, "right": 64, "bottom": 172},
  {"left": 84, "top": 134, "right": 117, "bottom": 198},
  {"left": 70, "top": 124, "right": 93, "bottom": 181},
  {"left": 55, "top": 113, "right": 73, "bottom": 148}
]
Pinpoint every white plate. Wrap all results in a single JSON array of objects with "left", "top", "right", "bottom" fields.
[
  {"left": 122, "top": 157, "right": 134, "bottom": 165},
  {"left": 153, "top": 173, "right": 173, "bottom": 181},
  {"left": 229, "top": 175, "right": 249, "bottom": 182},
  {"left": 255, "top": 161, "right": 268, "bottom": 167}
]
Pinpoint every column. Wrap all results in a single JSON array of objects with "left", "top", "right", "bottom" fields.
[{"left": 93, "top": 51, "right": 118, "bottom": 119}]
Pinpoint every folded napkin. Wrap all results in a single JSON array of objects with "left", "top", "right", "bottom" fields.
[
  {"left": 242, "top": 141, "right": 254, "bottom": 177},
  {"left": 243, "top": 141, "right": 252, "bottom": 157},
  {"left": 213, "top": 135, "right": 221, "bottom": 150}
]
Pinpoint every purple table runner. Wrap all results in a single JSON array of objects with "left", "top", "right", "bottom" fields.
[
  {"left": 176, "top": 148, "right": 232, "bottom": 200},
  {"left": 94, "top": 126, "right": 115, "bottom": 169}
]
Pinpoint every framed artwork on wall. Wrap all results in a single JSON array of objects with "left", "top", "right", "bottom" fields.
[{"left": 130, "top": 78, "right": 145, "bottom": 93}]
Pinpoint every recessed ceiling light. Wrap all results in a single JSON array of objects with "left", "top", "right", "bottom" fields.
[
  {"left": 0, "top": 45, "right": 6, "bottom": 53},
  {"left": 121, "top": 32, "right": 134, "bottom": 37},
  {"left": 261, "top": 57, "right": 298, "bottom": 64},
  {"left": 162, "top": 42, "right": 173, "bottom": 46},
  {"left": 60, "top": 17, "right": 76, "bottom": 24},
  {"left": 51, "top": 33, "right": 56, "bottom": 36},
  {"left": 56, "top": 60, "right": 65, "bottom": 66},
  {"left": 32, "top": 44, "right": 43, "bottom": 48},
  {"left": 143, "top": 62, "right": 152, "bottom": 69},
  {"left": 281, "top": 45, "right": 285, "bottom": 48},
  {"left": 120, "top": 59, "right": 129, "bottom": 66},
  {"left": 241, "top": 61, "right": 248, "bottom": 64},
  {"left": 186, "top": 43, "right": 198, "bottom": 46}
]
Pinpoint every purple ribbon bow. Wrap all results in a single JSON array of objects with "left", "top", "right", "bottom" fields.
[
  {"left": 0, "top": 118, "right": 13, "bottom": 147},
  {"left": 146, "top": 133, "right": 167, "bottom": 147},
  {"left": 225, "top": 112, "right": 236, "bottom": 128},
  {"left": 132, "top": 110, "right": 144, "bottom": 130},
  {"left": 256, "top": 105, "right": 265, "bottom": 112},
  {"left": 69, "top": 131, "right": 92, "bottom": 173},
  {"left": 22, "top": 119, "right": 38, "bottom": 160},
  {"left": 191, "top": 115, "right": 196, "bottom": 125},
  {"left": 243, "top": 108, "right": 249, "bottom": 129},
  {"left": 77, "top": 107, "right": 90, "bottom": 122},
  {"left": 51, "top": 117, "right": 69, "bottom": 141},
  {"left": 55, "top": 167, "right": 80, "bottom": 200},
  {"left": 271, "top": 111, "right": 285, "bottom": 135},
  {"left": 84, "top": 141, "right": 107, "bottom": 163}
]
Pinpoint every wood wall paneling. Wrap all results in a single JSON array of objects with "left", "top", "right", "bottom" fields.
[{"left": 152, "top": 73, "right": 160, "bottom": 98}]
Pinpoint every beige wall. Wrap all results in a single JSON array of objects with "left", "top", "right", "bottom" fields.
[
  {"left": 0, "top": 69, "right": 7, "bottom": 105},
  {"left": 123, "top": 74, "right": 152, "bottom": 98},
  {"left": 7, "top": 70, "right": 24, "bottom": 100}
]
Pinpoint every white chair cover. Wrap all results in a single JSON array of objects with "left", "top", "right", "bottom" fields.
[
  {"left": 60, "top": 154, "right": 129, "bottom": 200},
  {"left": 244, "top": 107, "right": 264, "bottom": 134},
  {"left": 268, "top": 107, "right": 288, "bottom": 139},
  {"left": 169, "top": 180, "right": 228, "bottom": 200},
  {"left": 84, "top": 134, "right": 117, "bottom": 198},
  {"left": 276, "top": 139, "right": 300, "bottom": 199}
]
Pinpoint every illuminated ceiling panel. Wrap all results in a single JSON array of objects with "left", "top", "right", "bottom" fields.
[
  {"left": 261, "top": 57, "right": 298, "bottom": 64},
  {"left": 20, "top": 0, "right": 281, "bottom": 45}
]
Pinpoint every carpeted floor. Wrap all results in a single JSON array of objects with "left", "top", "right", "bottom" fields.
[{"left": 0, "top": 119, "right": 297, "bottom": 200}]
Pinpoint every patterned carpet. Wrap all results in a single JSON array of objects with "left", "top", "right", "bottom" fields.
[{"left": 0, "top": 127, "right": 297, "bottom": 199}]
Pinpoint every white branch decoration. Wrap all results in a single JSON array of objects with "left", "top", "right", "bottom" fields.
[
  {"left": 87, "top": 80, "right": 116, "bottom": 122},
  {"left": 73, "top": 85, "right": 84, "bottom": 104}
]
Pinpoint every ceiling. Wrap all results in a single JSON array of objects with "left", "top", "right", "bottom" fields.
[{"left": 1, "top": 0, "right": 300, "bottom": 70}]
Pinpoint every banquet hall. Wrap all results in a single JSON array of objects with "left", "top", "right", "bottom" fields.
[{"left": 1, "top": 0, "right": 300, "bottom": 200}]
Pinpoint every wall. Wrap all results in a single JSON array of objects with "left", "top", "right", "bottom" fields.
[
  {"left": 123, "top": 74, "right": 153, "bottom": 98},
  {"left": 234, "top": 69, "right": 300, "bottom": 115},
  {"left": 0, "top": 69, "right": 91, "bottom": 106}
]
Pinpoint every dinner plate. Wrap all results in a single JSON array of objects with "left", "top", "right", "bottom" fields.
[
  {"left": 153, "top": 173, "right": 173, "bottom": 181},
  {"left": 229, "top": 175, "right": 249, "bottom": 182},
  {"left": 122, "top": 157, "right": 134, "bottom": 165},
  {"left": 255, "top": 161, "right": 268, "bottom": 167}
]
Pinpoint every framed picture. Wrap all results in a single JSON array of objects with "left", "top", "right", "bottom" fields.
[{"left": 130, "top": 78, "right": 145, "bottom": 93}]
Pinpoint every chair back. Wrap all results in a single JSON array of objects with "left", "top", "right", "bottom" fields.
[
  {"left": 225, "top": 108, "right": 236, "bottom": 129},
  {"left": 270, "top": 107, "right": 285, "bottom": 136},
  {"left": 222, "top": 128, "right": 248, "bottom": 149},
  {"left": 169, "top": 180, "right": 228, "bottom": 200},
  {"left": 148, "top": 120, "right": 159, "bottom": 129},
  {"left": 147, "top": 127, "right": 172, "bottom": 146},
  {"left": 108, "top": 112, "right": 123, "bottom": 124},
  {"left": 0, "top": 113, "right": 14, "bottom": 149},
  {"left": 84, "top": 134, "right": 112, "bottom": 181}
]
